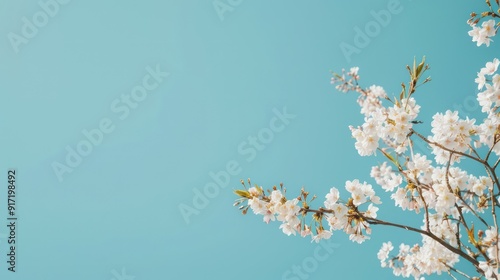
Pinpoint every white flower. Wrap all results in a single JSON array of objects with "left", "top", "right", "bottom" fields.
[
  {"left": 484, "top": 227, "right": 498, "bottom": 243},
  {"left": 326, "top": 211, "right": 348, "bottom": 231},
  {"left": 391, "top": 188, "right": 410, "bottom": 210},
  {"left": 469, "top": 20, "right": 496, "bottom": 47},
  {"left": 324, "top": 187, "right": 340, "bottom": 209},
  {"left": 479, "top": 261, "right": 499, "bottom": 280},
  {"left": 263, "top": 210, "right": 275, "bottom": 224},
  {"left": 248, "top": 197, "right": 267, "bottom": 215},
  {"left": 300, "top": 225, "right": 312, "bottom": 237},
  {"left": 279, "top": 222, "right": 297, "bottom": 236},
  {"left": 248, "top": 186, "right": 261, "bottom": 197},
  {"left": 371, "top": 163, "right": 403, "bottom": 192},
  {"left": 469, "top": 176, "right": 493, "bottom": 197},
  {"left": 469, "top": 26, "right": 482, "bottom": 44},
  {"left": 332, "top": 203, "right": 348, "bottom": 216},
  {"left": 482, "top": 19, "right": 497, "bottom": 37},
  {"left": 351, "top": 125, "right": 380, "bottom": 156},
  {"left": 365, "top": 204, "right": 379, "bottom": 218},
  {"left": 270, "top": 190, "right": 283, "bottom": 204},
  {"left": 429, "top": 110, "right": 477, "bottom": 165},
  {"left": 369, "top": 85, "right": 387, "bottom": 98},
  {"left": 348, "top": 67, "right": 359, "bottom": 76},
  {"left": 351, "top": 189, "right": 367, "bottom": 206},
  {"left": 487, "top": 245, "right": 499, "bottom": 260},
  {"left": 312, "top": 228, "right": 333, "bottom": 243},
  {"left": 482, "top": 58, "right": 500, "bottom": 75},
  {"left": 436, "top": 191, "right": 456, "bottom": 213},
  {"left": 349, "top": 233, "right": 370, "bottom": 244},
  {"left": 476, "top": 72, "right": 487, "bottom": 90},
  {"left": 345, "top": 180, "right": 378, "bottom": 206},
  {"left": 377, "top": 241, "right": 394, "bottom": 265},
  {"left": 276, "top": 199, "right": 301, "bottom": 222},
  {"left": 493, "top": 74, "right": 500, "bottom": 88},
  {"left": 361, "top": 182, "right": 381, "bottom": 204}
]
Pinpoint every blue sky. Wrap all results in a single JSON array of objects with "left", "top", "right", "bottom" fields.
[{"left": 0, "top": 0, "right": 497, "bottom": 279}]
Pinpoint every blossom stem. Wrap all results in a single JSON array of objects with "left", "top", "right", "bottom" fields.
[
  {"left": 411, "top": 129, "right": 500, "bottom": 197},
  {"left": 443, "top": 262, "right": 473, "bottom": 279},
  {"left": 494, "top": 157, "right": 500, "bottom": 170},
  {"left": 300, "top": 205, "right": 480, "bottom": 267},
  {"left": 364, "top": 216, "right": 479, "bottom": 266}
]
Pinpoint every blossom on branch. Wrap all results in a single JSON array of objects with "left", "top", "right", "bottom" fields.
[{"left": 233, "top": 1, "right": 500, "bottom": 279}]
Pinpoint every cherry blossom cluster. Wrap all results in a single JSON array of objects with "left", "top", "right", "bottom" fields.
[
  {"left": 332, "top": 64, "right": 427, "bottom": 157},
  {"left": 331, "top": 59, "right": 500, "bottom": 279},
  {"left": 372, "top": 156, "right": 495, "bottom": 217},
  {"left": 377, "top": 236, "right": 460, "bottom": 279},
  {"left": 234, "top": 179, "right": 381, "bottom": 244},
  {"left": 469, "top": 19, "right": 497, "bottom": 47},
  {"left": 235, "top": 57, "right": 500, "bottom": 279},
  {"left": 468, "top": 1, "right": 499, "bottom": 47},
  {"left": 378, "top": 225, "right": 500, "bottom": 279},
  {"left": 234, "top": 2, "right": 500, "bottom": 279}
]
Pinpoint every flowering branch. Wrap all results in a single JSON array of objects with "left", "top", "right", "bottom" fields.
[
  {"left": 233, "top": 1, "right": 500, "bottom": 279},
  {"left": 469, "top": 0, "right": 500, "bottom": 46},
  {"left": 295, "top": 199, "right": 480, "bottom": 266},
  {"left": 362, "top": 216, "right": 479, "bottom": 266}
]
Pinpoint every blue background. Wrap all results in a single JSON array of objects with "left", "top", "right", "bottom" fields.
[{"left": 0, "top": 0, "right": 497, "bottom": 279}]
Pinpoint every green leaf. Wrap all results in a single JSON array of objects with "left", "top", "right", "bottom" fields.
[
  {"left": 380, "top": 149, "right": 398, "bottom": 167},
  {"left": 467, "top": 224, "right": 477, "bottom": 246},
  {"left": 400, "top": 83, "right": 406, "bottom": 100},
  {"left": 412, "top": 57, "right": 417, "bottom": 79},
  {"left": 234, "top": 190, "right": 251, "bottom": 199},
  {"left": 416, "top": 56, "right": 425, "bottom": 79}
]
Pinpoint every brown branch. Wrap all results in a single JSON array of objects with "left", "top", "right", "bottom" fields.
[
  {"left": 364, "top": 216, "right": 479, "bottom": 266},
  {"left": 411, "top": 129, "right": 500, "bottom": 199},
  {"left": 300, "top": 206, "right": 479, "bottom": 266}
]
